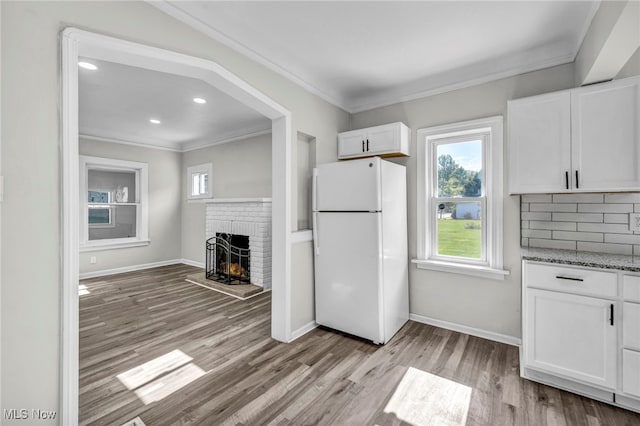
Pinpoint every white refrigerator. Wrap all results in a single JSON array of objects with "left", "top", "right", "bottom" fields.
[{"left": 312, "top": 157, "right": 409, "bottom": 344}]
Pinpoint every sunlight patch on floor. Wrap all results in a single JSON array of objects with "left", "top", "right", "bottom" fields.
[
  {"left": 117, "top": 349, "right": 206, "bottom": 405},
  {"left": 79, "top": 284, "right": 90, "bottom": 296},
  {"left": 382, "top": 367, "right": 471, "bottom": 426}
]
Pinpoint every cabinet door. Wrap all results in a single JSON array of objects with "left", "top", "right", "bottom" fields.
[
  {"left": 623, "top": 302, "right": 640, "bottom": 351},
  {"left": 572, "top": 78, "right": 640, "bottom": 191},
  {"left": 623, "top": 349, "right": 640, "bottom": 398},
  {"left": 366, "top": 124, "right": 399, "bottom": 155},
  {"left": 524, "top": 289, "right": 617, "bottom": 389},
  {"left": 338, "top": 131, "right": 367, "bottom": 159},
  {"left": 508, "top": 91, "right": 571, "bottom": 194}
]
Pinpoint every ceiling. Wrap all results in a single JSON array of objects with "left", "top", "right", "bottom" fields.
[
  {"left": 153, "top": 0, "right": 600, "bottom": 113},
  {"left": 79, "top": 58, "right": 272, "bottom": 151}
]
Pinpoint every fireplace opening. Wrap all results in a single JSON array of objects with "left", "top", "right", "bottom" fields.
[{"left": 206, "top": 233, "right": 250, "bottom": 285}]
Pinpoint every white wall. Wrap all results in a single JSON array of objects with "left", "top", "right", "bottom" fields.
[
  {"left": 351, "top": 63, "right": 577, "bottom": 340},
  {"left": 79, "top": 139, "right": 182, "bottom": 274},
  {"left": 1, "top": 1, "right": 349, "bottom": 422},
  {"left": 181, "top": 132, "right": 272, "bottom": 265}
]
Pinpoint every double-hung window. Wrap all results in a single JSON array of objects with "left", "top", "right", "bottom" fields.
[
  {"left": 414, "top": 116, "right": 508, "bottom": 279},
  {"left": 80, "top": 156, "right": 149, "bottom": 251}
]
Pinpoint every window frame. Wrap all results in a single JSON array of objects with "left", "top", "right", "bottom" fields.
[
  {"left": 414, "top": 116, "right": 509, "bottom": 280},
  {"left": 80, "top": 156, "right": 149, "bottom": 251},
  {"left": 187, "top": 163, "right": 212, "bottom": 200}
]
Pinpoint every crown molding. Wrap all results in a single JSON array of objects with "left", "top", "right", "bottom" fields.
[
  {"left": 182, "top": 128, "right": 272, "bottom": 152},
  {"left": 147, "top": 0, "right": 351, "bottom": 113},
  {"left": 79, "top": 134, "right": 183, "bottom": 152}
]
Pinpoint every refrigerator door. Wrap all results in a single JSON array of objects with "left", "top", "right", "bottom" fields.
[
  {"left": 314, "top": 157, "right": 381, "bottom": 212},
  {"left": 314, "top": 211, "right": 383, "bottom": 343}
]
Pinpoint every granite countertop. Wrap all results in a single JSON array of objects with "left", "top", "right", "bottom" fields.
[{"left": 521, "top": 247, "right": 640, "bottom": 272}]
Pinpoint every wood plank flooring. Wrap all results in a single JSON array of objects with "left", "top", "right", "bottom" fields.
[{"left": 80, "top": 264, "right": 640, "bottom": 426}]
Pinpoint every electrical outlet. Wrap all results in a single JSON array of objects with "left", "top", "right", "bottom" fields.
[
  {"left": 90, "top": 256, "right": 97, "bottom": 264},
  {"left": 630, "top": 213, "right": 640, "bottom": 232}
]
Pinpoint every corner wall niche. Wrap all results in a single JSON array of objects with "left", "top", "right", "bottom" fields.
[{"left": 205, "top": 198, "right": 272, "bottom": 289}]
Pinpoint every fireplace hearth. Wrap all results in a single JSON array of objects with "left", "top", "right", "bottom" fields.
[{"left": 206, "top": 233, "right": 250, "bottom": 285}]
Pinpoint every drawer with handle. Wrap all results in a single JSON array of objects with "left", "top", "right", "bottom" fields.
[{"left": 524, "top": 262, "right": 617, "bottom": 298}]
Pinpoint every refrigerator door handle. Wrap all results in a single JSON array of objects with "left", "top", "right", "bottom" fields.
[{"left": 312, "top": 212, "right": 320, "bottom": 255}]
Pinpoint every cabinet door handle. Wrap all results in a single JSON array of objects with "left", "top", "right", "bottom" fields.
[
  {"left": 362, "top": 140, "right": 365, "bottom": 152},
  {"left": 575, "top": 170, "right": 579, "bottom": 189},
  {"left": 565, "top": 171, "right": 569, "bottom": 190},
  {"left": 610, "top": 304, "right": 614, "bottom": 326},
  {"left": 555, "top": 275, "right": 584, "bottom": 282},
  {"left": 366, "top": 139, "right": 369, "bottom": 151}
]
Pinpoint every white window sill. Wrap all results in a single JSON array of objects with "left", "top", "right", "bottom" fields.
[
  {"left": 80, "top": 239, "right": 150, "bottom": 252},
  {"left": 411, "top": 259, "right": 510, "bottom": 280}
]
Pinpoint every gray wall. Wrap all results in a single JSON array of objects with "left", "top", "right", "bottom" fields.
[
  {"left": 1, "top": 1, "right": 349, "bottom": 421},
  {"left": 291, "top": 240, "right": 315, "bottom": 331},
  {"left": 351, "top": 63, "right": 577, "bottom": 339},
  {"left": 181, "top": 132, "right": 272, "bottom": 265},
  {"left": 79, "top": 139, "right": 182, "bottom": 273},
  {"left": 617, "top": 47, "right": 640, "bottom": 79}
]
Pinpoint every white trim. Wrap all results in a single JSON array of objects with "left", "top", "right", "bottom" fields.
[
  {"left": 290, "top": 230, "right": 313, "bottom": 244},
  {"left": 180, "top": 258, "right": 205, "bottom": 269},
  {"left": 79, "top": 259, "right": 183, "bottom": 279},
  {"left": 415, "top": 116, "right": 506, "bottom": 278},
  {"left": 409, "top": 313, "right": 521, "bottom": 347},
  {"left": 80, "top": 240, "right": 150, "bottom": 252},
  {"left": 185, "top": 279, "right": 269, "bottom": 301},
  {"left": 289, "top": 321, "right": 318, "bottom": 341},
  {"left": 148, "top": 0, "right": 350, "bottom": 112},
  {"left": 181, "top": 128, "right": 272, "bottom": 152},
  {"left": 62, "top": 28, "right": 292, "bottom": 426},
  {"left": 412, "top": 259, "right": 510, "bottom": 280},
  {"left": 80, "top": 134, "right": 182, "bottom": 152}
]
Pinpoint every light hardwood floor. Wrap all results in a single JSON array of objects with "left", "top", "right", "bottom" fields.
[{"left": 80, "top": 264, "right": 640, "bottom": 425}]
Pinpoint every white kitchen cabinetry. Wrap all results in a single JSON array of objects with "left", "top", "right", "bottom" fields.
[
  {"left": 522, "top": 261, "right": 640, "bottom": 412},
  {"left": 509, "top": 76, "right": 640, "bottom": 194},
  {"left": 338, "top": 122, "right": 409, "bottom": 160},
  {"left": 508, "top": 92, "right": 571, "bottom": 193},
  {"left": 523, "top": 263, "right": 617, "bottom": 389},
  {"left": 622, "top": 276, "right": 640, "bottom": 399}
]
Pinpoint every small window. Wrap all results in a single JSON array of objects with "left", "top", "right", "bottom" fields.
[
  {"left": 414, "top": 116, "right": 508, "bottom": 280},
  {"left": 188, "top": 163, "right": 212, "bottom": 199}
]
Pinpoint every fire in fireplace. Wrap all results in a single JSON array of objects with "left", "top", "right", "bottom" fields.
[{"left": 206, "top": 233, "right": 250, "bottom": 285}]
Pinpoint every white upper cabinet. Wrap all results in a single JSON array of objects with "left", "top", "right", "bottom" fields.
[
  {"left": 508, "top": 76, "right": 640, "bottom": 194},
  {"left": 338, "top": 122, "right": 410, "bottom": 160},
  {"left": 572, "top": 79, "right": 640, "bottom": 191},
  {"left": 508, "top": 91, "right": 571, "bottom": 193}
]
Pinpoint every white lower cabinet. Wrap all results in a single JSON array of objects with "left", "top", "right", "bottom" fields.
[
  {"left": 623, "top": 350, "right": 640, "bottom": 398},
  {"left": 523, "top": 261, "right": 640, "bottom": 412},
  {"left": 524, "top": 288, "right": 617, "bottom": 389}
]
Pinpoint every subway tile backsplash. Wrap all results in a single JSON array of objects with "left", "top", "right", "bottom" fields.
[{"left": 520, "top": 193, "right": 640, "bottom": 255}]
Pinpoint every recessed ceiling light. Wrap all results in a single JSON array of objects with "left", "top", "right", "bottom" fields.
[
  {"left": 149, "top": 119, "right": 161, "bottom": 124},
  {"left": 193, "top": 97, "right": 207, "bottom": 104},
  {"left": 78, "top": 61, "right": 98, "bottom": 71}
]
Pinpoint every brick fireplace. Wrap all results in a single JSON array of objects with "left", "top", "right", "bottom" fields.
[{"left": 205, "top": 198, "right": 272, "bottom": 289}]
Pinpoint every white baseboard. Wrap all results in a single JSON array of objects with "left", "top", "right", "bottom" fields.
[
  {"left": 409, "top": 313, "right": 521, "bottom": 347},
  {"left": 79, "top": 259, "right": 183, "bottom": 279},
  {"left": 180, "top": 258, "right": 205, "bottom": 269},
  {"left": 289, "top": 321, "right": 318, "bottom": 341}
]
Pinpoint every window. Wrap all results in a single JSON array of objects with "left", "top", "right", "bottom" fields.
[
  {"left": 414, "top": 116, "right": 508, "bottom": 279},
  {"left": 88, "top": 190, "right": 113, "bottom": 227},
  {"left": 80, "top": 156, "right": 149, "bottom": 251},
  {"left": 188, "top": 163, "right": 212, "bottom": 199}
]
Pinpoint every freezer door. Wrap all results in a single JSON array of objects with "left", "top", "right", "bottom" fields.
[
  {"left": 314, "top": 212, "right": 383, "bottom": 343},
  {"left": 314, "top": 157, "right": 381, "bottom": 212}
]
